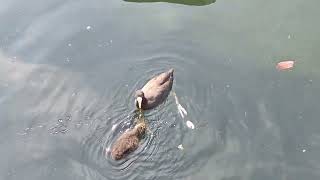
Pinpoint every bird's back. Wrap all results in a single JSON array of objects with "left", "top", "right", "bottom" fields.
[{"left": 141, "top": 69, "right": 174, "bottom": 109}]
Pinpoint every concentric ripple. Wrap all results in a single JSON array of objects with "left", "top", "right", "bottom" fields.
[{"left": 80, "top": 53, "right": 226, "bottom": 180}]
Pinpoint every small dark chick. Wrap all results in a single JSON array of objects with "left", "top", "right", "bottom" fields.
[{"left": 110, "top": 122, "right": 146, "bottom": 160}]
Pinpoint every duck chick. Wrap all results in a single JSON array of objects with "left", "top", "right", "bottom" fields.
[{"left": 110, "top": 122, "right": 146, "bottom": 160}]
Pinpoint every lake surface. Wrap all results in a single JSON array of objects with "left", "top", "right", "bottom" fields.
[{"left": 1, "top": 0, "right": 320, "bottom": 180}]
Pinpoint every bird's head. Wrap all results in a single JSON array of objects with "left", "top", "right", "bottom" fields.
[{"left": 135, "top": 90, "right": 145, "bottom": 109}]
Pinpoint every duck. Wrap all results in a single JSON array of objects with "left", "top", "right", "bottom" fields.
[
  {"left": 135, "top": 68, "right": 174, "bottom": 110},
  {"left": 110, "top": 122, "right": 146, "bottom": 160}
]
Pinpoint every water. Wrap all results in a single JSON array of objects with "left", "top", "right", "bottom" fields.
[{"left": 1, "top": 0, "right": 320, "bottom": 179}]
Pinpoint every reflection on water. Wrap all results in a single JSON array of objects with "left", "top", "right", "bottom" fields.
[
  {"left": 124, "top": 0, "right": 215, "bottom": 6},
  {"left": 1, "top": 0, "right": 320, "bottom": 180}
]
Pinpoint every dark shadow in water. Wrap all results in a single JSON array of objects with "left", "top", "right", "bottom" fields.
[{"left": 123, "top": 0, "right": 216, "bottom": 6}]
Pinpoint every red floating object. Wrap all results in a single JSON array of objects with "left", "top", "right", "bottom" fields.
[{"left": 276, "top": 60, "right": 295, "bottom": 70}]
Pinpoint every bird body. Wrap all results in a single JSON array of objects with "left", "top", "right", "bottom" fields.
[
  {"left": 135, "top": 69, "right": 174, "bottom": 110},
  {"left": 110, "top": 68, "right": 174, "bottom": 160},
  {"left": 110, "top": 122, "right": 146, "bottom": 160}
]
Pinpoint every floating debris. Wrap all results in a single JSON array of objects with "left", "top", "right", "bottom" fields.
[
  {"left": 111, "top": 124, "right": 118, "bottom": 131},
  {"left": 86, "top": 25, "right": 92, "bottom": 30},
  {"left": 178, "top": 144, "right": 184, "bottom": 150},
  {"left": 172, "top": 92, "right": 195, "bottom": 129},
  {"left": 302, "top": 149, "right": 306, "bottom": 153},
  {"left": 68, "top": 43, "right": 72, "bottom": 47},
  {"left": 186, "top": 120, "right": 195, "bottom": 129},
  {"left": 276, "top": 60, "right": 295, "bottom": 70},
  {"left": 173, "top": 92, "right": 187, "bottom": 118},
  {"left": 178, "top": 104, "right": 187, "bottom": 118},
  {"left": 288, "top": 34, "right": 291, "bottom": 39},
  {"left": 105, "top": 146, "right": 111, "bottom": 153}
]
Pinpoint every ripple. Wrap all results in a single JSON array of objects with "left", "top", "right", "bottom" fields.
[{"left": 80, "top": 53, "right": 224, "bottom": 180}]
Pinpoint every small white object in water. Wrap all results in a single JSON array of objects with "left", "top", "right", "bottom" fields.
[
  {"left": 178, "top": 106, "right": 185, "bottom": 118},
  {"left": 86, "top": 25, "right": 92, "bottom": 30},
  {"left": 68, "top": 43, "right": 72, "bottom": 47},
  {"left": 111, "top": 124, "right": 118, "bottom": 131},
  {"left": 106, "top": 147, "right": 110, "bottom": 153},
  {"left": 178, "top": 104, "right": 187, "bottom": 116},
  {"left": 302, "top": 149, "right": 306, "bottom": 153},
  {"left": 186, "top": 120, "right": 195, "bottom": 129},
  {"left": 178, "top": 144, "right": 184, "bottom": 150},
  {"left": 288, "top": 34, "right": 291, "bottom": 39},
  {"left": 173, "top": 92, "right": 187, "bottom": 118}
]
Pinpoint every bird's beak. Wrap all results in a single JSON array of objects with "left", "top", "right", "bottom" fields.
[{"left": 136, "top": 97, "right": 142, "bottom": 109}]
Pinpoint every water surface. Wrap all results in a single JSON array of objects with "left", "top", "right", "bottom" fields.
[{"left": 1, "top": 0, "right": 320, "bottom": 180}]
